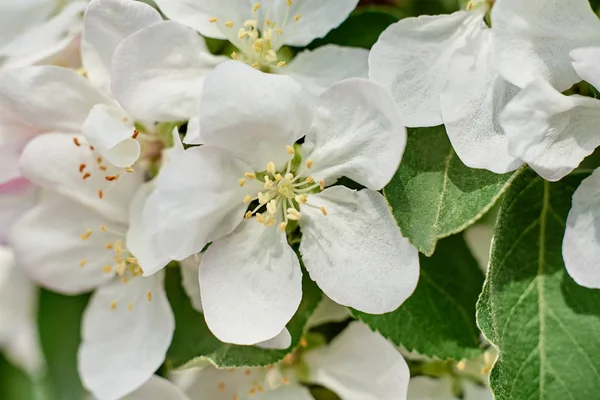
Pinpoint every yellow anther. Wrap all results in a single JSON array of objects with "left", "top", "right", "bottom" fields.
[
  {"left": 102, "top": 265, "right": 113, "bottom": 273},
  {"left": 258, "top": 192, "right": 270, "bottom": 204},
  {"left": 264, "top": 215, "right": 277, "bottom": 227},
  {"left": 245, "top": 172, "right": 256, "bottom": 180},
  {"left": 306, "top": 177, "right": 314, "bottom": 183},
  {"left": 256, "top": 213, "right": 265, "bottom": 224},
  {"left": 231, "top": 51, "right": 238, "bottom": 60},
  {"left": 294, "top": 14, "right": 302, "bottom": 21},
  {"left": 286, "top": 145, "right": 294, "bottom": 155},
  {"left": 238, "top": 28, "right": 248, "bottom": 39},
  {"left": 244, "top": 19, "right": 258, "bottom": 28},
  {"left": 295, "top": 194, "right": 307, "bottom": 204},
  {"left": 105, "top": 243, "right": 113, "bottom": 249},
  {"left": 266, "top": 49, "right": 277, "bottom": 62},
  {"left": 306, "top": 160, "right": 313, "bottom": 168},
  {"left": 239, "top": 178, "right": 247, "bottom": 186},
  {"left": 209, "top": 17, "right": 219, "bottom": 23},
  {"left": 245, "top": 211, "right": 253, "bottom": 219},
  {"left": 79, "top": 259, "right": 87, "bottom": 267},
  {"left": 282, "top": 377, "right": 289, "bottom": 385},
  {"left": 100, "top": 225, "right": 107, "bottom": 232},
  {"left": 277, "top": 61, "right": 286, "bottom": 67},
  {"left": 225, "top": 21, "right": 234, "bottom": 28},
  {"left": 319, "top": 179, "right": 325, "bottom": 190},
  {"left": 125, "top": 166, "right": 134, "bottom": 173},
  {"left": 287, "top": 0, "right": 292, "bottom": 5},
  {"left": 275, "top": 173, "right": 283, "bottom": 182},
  {"left": 285, "top": 173, "right": 294, "bottom": 180},
  {"left": 456, "top": 360, "right": 466, "bottom": 371},
  {"left": 300, "top": 337, "right": 308, "bottom": 347},
  {"left": 253, "top": 38, "right": 264, "bottom": 53},
  {"left": 253, "top": 2, "right": 261, "bottom": 12},
  {"left": 133, "top": 266, "right": 143, "bottom": 275},
  {"left": 320, "top": 206, "right": 327, "bottom": 216},
  {"left": 126, "top": 256, "right": 137, "bottom": 264},
  {"left": 276, "top": 28, "right": 283, "bottom": 35},
  {"left": 110, "top": 301, "right": 117, "bottom": 310},
  {"left": 244, "top": 195, "right": 253, "bottom": 204},
  {"left": 121, "top": 277, "right": 128, "bottom": 284},
  {"left": 116, "top": 262, "right": 126, "bottom": 276},
  {"left": 286, "top": 208, "right": 301, "bottom": 220},
  {"left": 114, "top": 241, "right": 124, "bottom": 255},
  {"left": 279, "top": 222, "right": 287, "bottom": 232},
  {"left": 266, "top": 162, "right": 276, "bottom": 175},
  {"left": 147, "top": 291, "right": 152, "bottom": 302},
  {"left": 267, "top": 199, "right": 277, "bottom": 215},
  {"left": 80, "top": 229, "right": 92, "bottom": 240},
  {"left": 127, "top": 303, "right": 133, "bottom": 311}
]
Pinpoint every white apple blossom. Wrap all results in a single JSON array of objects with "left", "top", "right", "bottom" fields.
[
  {"left": 172, "top": 322, "right": 410, "bottom": 400},
  {"left": 0, "top": 0, "right": 87, "bottom": 71},
  {"left": 108, "top": 0, "right": 368, "bottom": 135},
  {"left": 407, "top": 376, "right": 492, "bottom": 400},
  {"left": 141, "top": 61, "right": 419, "bottom": 345},
  {"left": 369, "top": 0, "right": 522, "bottom": 174},
  {"left": 10, "top": 133, "right": 175, "bottom": 400},
  {"left": 118, "top": 375, "right": 190, "bottom": 400}
]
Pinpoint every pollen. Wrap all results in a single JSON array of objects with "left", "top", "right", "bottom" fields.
[
  {"left": 306, "top": 160, "right": 313, "bottom": 168},
  {"left": 209, "top": 17, "right": 219, "bottom": 23},
  {"left": 320, "top": 206, "right": 327, "bottom": 216},
  {"left": 252, "top": 2, "right": 261, "bottom": 12},
  {"left": 82, "top": 172, "right": 91, "bottom": 180},
  {"left": 218, "top": 382, "right": 226, "bottom": 391},
  {"left": 98, "top": 189, "right": 103, "bottom": 199},
  {"left": 100, "top": 225, "right": 107, "bottom": 232},
  {"left": 110, "top": 301, "right": 117, "bottom": 310},
  {"left": 105, "top": 175, "right": 119, "bottom": 181},
  {"left": 73, "top": 137, "right": 81, "bottom": 147},
  {"left": 80, "top": 229, "right": 92, "bottom": 240},
  {"left": 225, "top": 21, "right": 233, "bottom": 28},
  {"left": 127, "top": 303, "right": 133, "bottom": 311},
  {"left": 79, "top": 163, "right": 86, "bottom": 173},
  {"left": 102, "top": 265, "right": 113, "bottom": 273},
  {"left": 294, "top": 14, "right": 302, "bottom": 21},
  {"left": 286, "top": 145, "right": 294, "bottom": 155},
  {"left": 146, "top": 291, "right": 152, "bottom": 302},
  {"left": 239, "top": 178, "right": 247, "bottom": 187},
  {"left": 125, "top": 166, "right": 134, "bottom": 173},
  {"left": 79, "top": 259, "right": 87, "bottom": 267},
  {"left": 132, "top": 129, "right": 139, "bottom": 139},
  {"left": 245, "top": 172, "right": 256, "bottom": 180}
]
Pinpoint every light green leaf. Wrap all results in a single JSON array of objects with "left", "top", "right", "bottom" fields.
[
  {"left": 165, "top": 267, "right": 321, "bottom": 369},
  {"left": 38, "top": 290, "right": 89, "bottom": 400},
  {"left": 351, "top": 234, "right": 484, "bottom": 360},
  {"left": 477, "top": 168, "right": 600, "bottom": 399},
  {"left": 385, "top": 126, "right": 517, "bottom": 256}
]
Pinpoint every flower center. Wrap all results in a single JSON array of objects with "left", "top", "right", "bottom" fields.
[
  {"left": 240, "top": 146, "right": 326, "bottom": 232},
  {"left": 209, "top": 1, "right": 302, "bottom": 71}
]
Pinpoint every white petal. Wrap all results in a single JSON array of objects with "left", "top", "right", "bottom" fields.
[
  {"left": 79, "top": 272, "right": 174, "bottom": 400},
  {"left": 83, "top": 104, "right": 140, "bottom": 168},
  {"left": 306, "top": 296, "right": 349, "bottom": 329},
  {"left": 500, "top": 78, "right": 600, "bottom": 181},
  {"left": 277, "top": 45, "right": 368, "bottom": 94},
  {"left": 463, "top": 381, "right": 493, "bottom": 400},
  {"left": 200, "top": 220, "right": 302, "bottom": 345},
  {"left": 125, "top": 376, "right": 191, "bottom": 400},
  {"left": 19, "top": 133, "right": 144, "bottom": 223},
  {"left": 199, "top": 61, "right": 314, "bottom": 171},
  {"left": 9, "top": 191, "right": 119, "bottom": 294},
  {"left": 179, "top": 255, "right": 203, "bottom": 313},
  {"left": 563, "top": 168, "right": 600, "bottom": 288},
  {"left": 111, "top": 21, "right": 225, "bottom": 122},
  {"left": 255, "top": 328, "right": 292, "bottom": 350},
  {"left": 183, "top": 116, "right": 202, "bottom": 145},
  {"left": 369, "top": 11, "right": 480, "bottom": 127},
  {"left": 82, "top": 0, "right": 162, "bottom": 94},
  {"left": 304, "top": 322, "right": 410, "bottom": 400},
  {"left": 182, "top": 366, "right": 271, "bottom": 399},
  {"left": 0, "top": 0, "right": 55, "bottom": 48},
  {"left": 440, "top": 26, "right": 522, "bottom": 173},
  {"left": 0, "top": 66, "right": 110, "bottom": 132},
  {"left": 406, "top": 376, "right": 456, "bottom": 400},
  {"left": 152, "top": 0, "right": 247, "bottom": 40},
  {"left": 258, "top": 385, "right": 315, "bottom": 400},
  {"left": 143, "top": 145, "right": 254, "bottom": 261},
  {"left": 299, "top": 187, "right": 419, "bottom": 314},
  {"left": 298, "top": 78, "right": 405, "bottom": 190},
  {"left": 571, "top": 47, "right": 600, "bottom": 90},
  {"left": 265, "top": 0, "right": 358, "bottom": 47},
  {"left": 0, "top": 178, "right": 36, "bottom": 244},
  {"left": 491, "top": 0, "right": 600, "bottom": 91}
]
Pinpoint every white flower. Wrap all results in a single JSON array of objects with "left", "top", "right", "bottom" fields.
[
  {"left": 172, "top": 322, "right": 410, "bottom": 400},
  {"left": 407, "top": 376, "right": 492, "bottom": 400},
  {"left": 118, "top": 375, "right": 190, "bottom": 400},
  {"left": 142, "top": 61, "right": 419, "bottom": 345},
  {"left": 0, "top": 246, "right": 42, "bottom": 374},
  {"left": 0, "top": 0, "right": 87, "bottom": 70},
  {"left": 369, "top": 0, "right": 522, "bottom": 174},
  {"left": 10, "top": 133, "right": 175, "bottom": 400},
  {"left": 109, "top": 0, "right": 368, "bottom": 136}
]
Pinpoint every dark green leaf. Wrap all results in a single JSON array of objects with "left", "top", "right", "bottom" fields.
[{"left": 0, "top": 355, "right": 36, "bottom": 400}]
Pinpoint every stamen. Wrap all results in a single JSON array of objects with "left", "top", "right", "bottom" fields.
[
  {"left": 244, "top": 195, "right": 253, "bottom": 204},
  {"left": 306, "top": 160, "right": 313, "bottom": 168},
  {"left": 245, "top": 172, "right": 256, "bottom": 180},
  {"left": 294, "top": 14, "right": 302, "bottom": 21},
  {"left": 82, "top": 172, "right": 91, "bottom": 180},
  {"left": 267, "top": 199, "right": 277, "bottom": 215},
  {"left": 146, "top": 291, "right": 152, "bottom": 302},
  {"left": 276, "top": 29, "right": 284, "bottom": 35},
  {"left": 320, "top": 206, "right": 327, "bottom": 216},
  {"left": 73, "top": 137, "right": 81, "bottom": 147},
  {"left": 132, "top": 129, "right": 139, "bottom": 139},
  {"left": 244, "top": 19, "right": 258, "bottom": 28},
  {"left": 225, "top": 21, "right": 234, "bottom": 28},
  {"left": 79, "top": 259, "right": 87, "bottom": 267},
  {"left": 102, "top": 265, "right": 113, "bottom": 273},
  {"left": 266, "top": 162, "right": 276, "bottom": 175},
  {"left": 209, "top": 17, "right": 219, "bottom": 23},
  {"left": 100, "top": 225, "right": 107, "bottom": 232},
  {"left": 239, "top": 178, "right": 247, "bottom": 187},
  {"left": 286, "top": 145, "right": 294, "bottom": 155},
  {"left": 245, "top": 211, "right": 253, "bottom": 219},
  {"left": 110, "top": 301, "right": 117, "bottom": 310},
  {"left": 79, "top": 163, "right": 86, "bottom": 173},
  {"left": 319, "top": 179, "right": 325, "bottom": 190},
  {"left": 98, "top": 189, "right": 103, "bottom": 199},
  {"left": 279, "top": 222, "right": 287, "bottom": 232},
  {"left": 238, "top": 28, "right": 248, "bottom": 39},
  {"left": 80, "top": 229, "right": 92, "bottom": 240},
  {"left": 287, "top": 0, "right": 292, "bottom": 5},
  {"left": 105, "top": 174, "right": 120, "bottom": 181},
  {"left": 125, "top": 166, "right": 134, "bottom": 173},
  {"left": 231, "top": 52, "right": 238, "bottom": 60},
  {"left": 295, "top": 194, "right": 307, "bottom": 204},
  {"left": 252, "top": 2, "right": 261, "bottom": 11},
  {"left": 277, "top": 61, "right": 286, "bottom": 67},
  {"left": 127, "top": 303, "right": 133, "bottom": 311},
  {"left": 286, "top": 208, "right": 301, "bottom": 220},
  {"left": 256, "top": 213, "right": 265, "bottom": 224}
]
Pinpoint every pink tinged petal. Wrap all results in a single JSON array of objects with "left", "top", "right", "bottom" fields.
[
  {"left": 369, "top": 10, "right": 480, "bottom": 127},
  {"left": 78, "top": 272, "right": 174, "bottom": 400},
  {"left": 82, "top": 0, "right": 162, "bottom": 94},
  {"left": 571, "top": 47, "right": 600, "bottom": 90},
  {"left": 19, "top": 133, "right": 144, "bottom": 223},
  {"left": 126, "top": 376, "right": 191, "bottom": 400},
  {"left": 277, "top": 44, "right": 368, "bottom": 94},
  {"left": 440, "top": 26, "right": 522, "bottom": 174},
  {"left": 82, "top": 104, "right": 140, "bottom": 168},
  {"left": 255, "top": 328, "right": 292, "bottom": 350},
  {"left": 563, "top": 168, "right": 600, "bottom": 288},
  {"left": 303, "top": 322, "right": 410, "bottom": 400},
  {"left": 491, "top": 0, "right": 600, "bottom": 91},
  {"left": 0, "top": 66, "right": 111, "bottom": 132},
  {"left": 9, "top": 191, "right": 119, "bottom": 294},
  {"left": 299, "top": 79, "right": 406, "bottom": 190},
  {"left": 299, "top": 187, "right": 419, "bottom": 314},
  {"left": 500, "top": 78, "right": 600, "bottom": 182},
  {"left": 111, "top": 21, "right": 225, "bottom": 122},
  {"left": 0, "top": 178, "right": 35, "bottom": 244},
  {"left": 143, "top": 145, "right": 255, "bottom": 262},
  {"left": 199, "top": 61, "right": 314, "bottom": 171},
  {"left": 200, "top": 220, "right": 302, "bottom": 345}
]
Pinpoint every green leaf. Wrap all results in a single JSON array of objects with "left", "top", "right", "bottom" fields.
[
  {"left": 307, "top": 8, "right": 400, "bottom": 50},
  {"left": 0, "top": 355, "right": 36, "bottom": 400},
  {"left": 165, "top": 267, "right": 321, "bottom": 369},
  {"left": 385, "top": 126, "right": 517, "bottom": 256},
  {"left": 477, "top": 168, "right": 600, "bottom": 399},
  {"left": 351, "top": 234, "right": 484, "bottom": 360},
  {"left": 38, "top": 290, "right": 90, "bottom": 400}
]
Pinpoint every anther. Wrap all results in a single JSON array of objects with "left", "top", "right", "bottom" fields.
[
  {"left": 306, "top": 177, "right": 314, "bottom": 183},
  {"left": 245, "top": 211, "right": 253, "bottom": 219},
  {"left": 256, "top": 213, "right": 265, "bottom": 224},
  {"left": 252, "top": 2, "right": 261, "bottom": 12},
  {"left": 276, "top": 28, "right": 283, "bottom": 35},
  {"left": 209, "top": 17, "right": 219, "bottom": 23},
  {"left": 105, "top": 243, "right": 113, "bottom": 249},
  {"left": 285, "top": 173, "right": 293, "bottom": 180},
  {"left": 277, "top": 61, "right": 286, "bottom": 67},
  {"left": 79, "top": 163, "right": 86, "bottom": 173},
  {"left": 98, "top": 189, "right": 104, "bottom": 199},
  {"left": 267, "top": 199, "right": 277, "bottom": 215},
  {"left": 132, "top": 129, "right": 139, "bottom": 139},
  {"left": 287, "top": 0, "right": 292, "bottom": 5},
  {"left": 127, "top": 303, "right": 133, "bottom": 311},
  {"left": 286, "top": 208, "right": 301, "bottom": 220},
  {"left": 253, "top": 38, "right": 264, "bottom": 53},
  {"left": 251, "top": 62, "right": 260, "bottom": 69},
  {"left": 244, "top": 20, "right": 258, "bottom": 28},
  {"left": 320, "top": 206, "right": 327, "bottom": 216},
  {"left": 294, "top": 14, "right": 302, "bottom": 21},
  {"left": 125, "top": 166, "right": 134, "bottom": 172},
  {"left": 279, "top": 221, "right": 287, "bottom": 231},
  {"left": 99, "top": 165, "right": 107, "bottom": 171},
  {"left": 100, "top": 225, "right": 107, "bottom": 232},
  {"left": 146, "top": 291, "right": 152, "bottom": 302},
  {"left": 238, "top": 28, "right": 248, "bottom": 39},
  {"left": 82, "top": 172, "right": 91, "bottom": 180},
  {"left": 295, "top": 194, "right": 307, "bottom": 204},
  {"left": 102, "top": 265, "right": 113, "bottom": 273},
  {"left": 275, "top": 174, "right": 283, "bottom": 182},
  {"left": 286, "top": 145, "right": 294, "bottom": 155},
  {"left": 319, "top": 179, "right": 325, "bottom": 190},
  {"left": 110, "top": 301, "right": 117, "bottom": 310},
  {"left": 218, "top": 382, "right": 226, "bottom": 391},
  {"left": 243, "top": 195, "right": 253, "bottom": 204},
  {"left": 80, "top": 229, "right": 92, "bottom": 240},
  {"left": 73, "top": 137, "right": 81, "bottom": 147},
  {"left": 225, "top": 21, "right": 233, "bottom": 28},
  {"left": 239, "top": 178, "right": 246, "bottom": 187},
  {"left": 79, "top": 259, "right": 87, "bottom": 267},
  {"left": 231, "top": 52, "right": 238, "bottom": 60},
  {"left": 97, "top": 156, "right": 103, "bottom": 164},
  {"left": 306, "top": 160, "right": 313, "bottom": 168},
  {"left": 245, "top": 172, "right": 256, "bottom": 180}
]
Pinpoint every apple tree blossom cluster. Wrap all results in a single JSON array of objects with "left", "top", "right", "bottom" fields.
[{"left": 1, "top": 0, "right": 600, "bottom": 399}]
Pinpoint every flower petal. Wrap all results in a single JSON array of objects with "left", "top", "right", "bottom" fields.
[
  {"left": 277, "top": 44, "right": 368, "bottom": 94},
  {"left": 500, "top": 78, "right": 600, "bottom": 181},
  {"left": 82, "top": 104, "right": 140, "bottom": 168},
  {"left": 199, "top": 61, "right": 314, "bottom": 171},
  {"left": 303, "top": 322, "right": 410, "bottom": 400},
  {"left": 307, "top": 296, "right": 349, "bottom": 329},
  {"left": 563, "top": 168, "right": 600, "bottom": 288},
  {"left": 571, "top": 46, "right": 600, "bottom": 90},
  {"left": 0, "top": 66, "right": 110, "bottom": 132},
  {"left": 126, "top": 376, "right": 191, "bottom": 400},
  {"left": 9, "top": 191, "right": 118, "bottom": 294},
  {"left": 0, "top": 178, "right": 35, "bottom": 245},
  {"left": 183, "top": 116, "right": 202, "bottom": 145},
  {"left": 78, "top": 272, "right": 174, "bottom": 400},
  {"left": 406, "top": 376, "right": 456, "bottom": 400},
  {"left": 298, "top": 79, "right": 406, "bottom": 191},
  {"left": 111, "top": 21, "right": 225, "bottom": 122},
  {"left": 179, "top": 255, "right": 203, "bottom": 313},
  {"left": 258, "top": 385, "right": 315, "bottom": 400},
  {"left": 369, "top": 11, "right": 479, "bottom": 127},
  {"left": 82, "top": 0, "right": 162, "bottom": 94},
  {"left": 19, "top": 133, "right": 143, "bottom": 223},
  {"left": 491, "top": 0, "right": 600, "bottom": 91},
  {"left": 299, "top": 187, "right": 419, "bottom": 314},
  {"left": 255, "top": 328, "right": 292, "bottom": 350},
  {"left": 440, "top": 26, "right": 522, "bottom": 173},
  {"left": 200, "top": 219, "right": 302, "bottom": 345}
]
